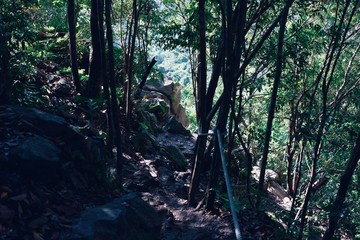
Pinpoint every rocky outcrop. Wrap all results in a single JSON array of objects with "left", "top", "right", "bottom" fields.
[
  {"left": 69, "top": 193, "right": 161, "bottom": 240},
  {"left": 164, "top": 116, "right": 191, "bottom": 136},
  {"left": 163, "top": 145, "right": 187, "bottom": 171},
  {"left": 252, "top": 166, "right": 279, "bottom": 183},
  {"left": 2, "top": 105, "right": 103, "bottom": 185},
  {"left": 9, "top": 135, "right": 63, "bottom": 183},
  {"left": 252, "top": 166, "right": 291, "bottom": 210},
  {"left": 141, "top": 78, "right": 190, "bottom": 128}
]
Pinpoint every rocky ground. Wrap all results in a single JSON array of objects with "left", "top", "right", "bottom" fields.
[{"left": 0, "top": 61, "right": 286, "bottom": 240}]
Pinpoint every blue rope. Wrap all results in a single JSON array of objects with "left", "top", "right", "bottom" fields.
[{"left": 217, "top": 129, "right": 242, "bottom": 240}]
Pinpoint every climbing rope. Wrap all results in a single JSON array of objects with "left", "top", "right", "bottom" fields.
[
  {"left": 217, "top": 129, "right": 242, "bottom": 240},
  {"left": 196, "top": 124, "right": 242, "bottom": 239}
]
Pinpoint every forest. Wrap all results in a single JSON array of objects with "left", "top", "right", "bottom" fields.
[{"left": 1, "top": 0, "right": 360, "bottom": 239}]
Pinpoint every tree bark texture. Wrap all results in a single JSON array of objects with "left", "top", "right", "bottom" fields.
[
  {"left": 0, "top": 34, "right": 11, "bottom": 104},
  {"left": 135, "top": 57, "right": 157, "bottom": 99},
  {"left": 205, "top": 0, "right": 247, "bottom": 210},
  {"left": 67, "top": 0, "right": 81, "bottom": 93},
  {"left": 188, "top": 0, "right": 207, "bottom": 207},
  {"left": 86, "top": 0, "right": 103, "bottom": 98},
  {"left": 105, "top": 0, "right": 123, "bottom": 180},
  {"left": 257, "top": 0, "right": 294, "bottom": 207},
  {"left": 126, "top": 0, "right": 139, "bottom": 123}
]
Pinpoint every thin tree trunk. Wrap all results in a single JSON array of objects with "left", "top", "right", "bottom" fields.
[
  {"left": 188, "top": 0, "right": 207, "bottom": 207},
  {"left": 287, "top": 141, "right": 305, "bottom": 232},
  {"left": 105, "top": 0, "right": 123, "bottom": 180},
  {"left": 86, "top": 0, "right": 103, "bottom": 98},
  {"left": 257, "top": 0, "right": 294, "bottom": 208},
  {"left": 67, "top": 0, "right": 81, "bottom": 93},
  {"left": 98, "top": 0, "right": 114, "bottom": 149},
  {"left": 126, "top": 0, "right": 139, "bottom": 124},
  {"left": 0, "top": 38, "right": 11, "bottom": 104},
  {"left": 205, "top": 0, "right": 247, "bottom": 210},
  {"left": 135, "top": 57, "right": 157, "bottom": 99},
  {"left": 285, "top": 106, "right": 296, "bottom": 197},
  {"left": 322, "top": 129, "right": 360, "bottom": 239},
  {"left": 297, "top": 2, "right": 355, "bottom": 237},
  {"left": 230, "top": 100, "right": 254, "bottom": 207}
]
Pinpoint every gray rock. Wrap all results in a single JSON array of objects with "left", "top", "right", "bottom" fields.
[
  {"left": 3, "top": 106, "right": 102, "bottom": 174},
  {"left": 164, "top": 145, "right": 187, "bottom": 171},
  {"left": 164, "top": 117, "right": 190, "bottom": 136},
  {"left": 125, "top": 169, "right": 159, "bottom": 192},
  {"left": 46, "top": 74, "right": 60, "bottom": 82},
  {"left": 54, "top": 78, "right": 72, "bottom": 96},
  {"left": 252, "top": 166, "right": 279, "bottom": 183},
  {"left": 69, "top": 193, "right": 161, "bottom": 240},
  {"left": 142, "top": 78, "right": 190, "bottom": 128},
  {"left": 174, "top": 104, "right": 190, "bottom": 128},
  {"left": 156, "top": 166, "right": 174, "bottom": 183},
  {"left": 9, "top": 135, "right": 63, "bottom": 182}
]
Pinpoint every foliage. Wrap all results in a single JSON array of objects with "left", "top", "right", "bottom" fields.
[{"left": 3, "top": 0, "right": 360, "bottom": 238}]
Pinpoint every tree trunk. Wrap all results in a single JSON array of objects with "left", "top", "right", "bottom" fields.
[
  {"left": 67, "top": 0, "right": 81, "bottom": 93},
  {"left": 99, "top": 0, "right": 114, "bottom": 149},
  {"left": 86, "top": 0, "right": 103, "bottom": 98},
  {"left": 126, "top": 0, "right": 139, "bottom": 124},
  {"left": 322, "top": 129, "right": 360, "bottom": 239},
  {"left": 297, "top": 1, "right": 355, "bottom": 237},
  {"left": 287, "top": 141, "right": 305, "bottom": 232},
  {"left": 135, "top": 57, "right": 157, "bottom": 99},
  {"left": 105, "top": 0, "right": 123, "bottom": 180},
  {"left": 205, "top": 0, "right": 247, "bottom": 210},
  {"left": 188, "top": 0, "right": 207, "bottom": 207},
  {"left": 257, "top": 0, "right": 294, "bottom": 208},
  {"left": 0, "top": 33, "right": 11, "bottom": 104},
  {"left": 285, "top": 105, "right": 296, "bottom": 197}
]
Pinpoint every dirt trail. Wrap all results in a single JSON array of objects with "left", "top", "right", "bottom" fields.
[{"left": 124, "top": 130, "right": 236, "bottom": 240}]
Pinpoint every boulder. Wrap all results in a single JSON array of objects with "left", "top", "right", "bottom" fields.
[
  {"left": 53, "top": 77, "right": 72, "bottom": 96},
  {"left": 2, "top": 105, "right": 103, "bottom": 184},
  {"left": 8, "top": 135, "right": 63, "bottom": 182},
  {"left": 3, "top": 106, "right": 102, "bottom": 169},
  {"left": 163, "top": 145, "right": 187, "bottom": 171},
  {"left": 143, "top": 79, "right": 182, "bottom": 112},
  {"left": 252, "top": 166, "right": 279, "bottom": 183},
  {"left": 164, "top": 116, "right": 191, "bottom": 136},
  {"left": 142, "top": 78, "right": 190, "bottom": 128},
  {"left": 174, "top": 104, "right": 190, "bottom": 128},
  {"left": 69, "top": 193, "right": 161, "bottom": 240},
  {"left": 125, "top": 169, "right": 159, "bottom": 192}
]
